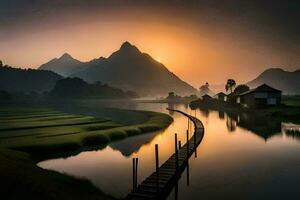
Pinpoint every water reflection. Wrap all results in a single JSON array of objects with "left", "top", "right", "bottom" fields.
[
  {"left": 109, "top": 131, "right": 158, "bottom": 157},
  {"left": 226, "top": 115, "right": 237, "bottom": 132},
  {"left": 282, "top": 123, "right": 300, "bottom": 141},
  {"left": 38, "top": 102, "right": 300, "bottom": 200},
  {"left": 39, "top": 103, "right": 194, "bottom": 198},
  {"left": 224, "top": 110, "right": 282, "bottom": 140},
  {"left": 218, "top": 110, "right": 225, "bottom": 119}
]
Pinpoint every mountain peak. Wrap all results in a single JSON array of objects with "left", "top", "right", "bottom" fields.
[
  {"left": 263, "top": 68, "right": 284, "bottom": 73},
  {"left": 121, "top": 41, "right": 132, "bottom": 48},
  {"left": 119, "top": 41, "right": 140, "bottom": 53},
  {"left": 39, "top": 53, "right": 84, "bottom": 77},
  {"left": 60, "top": 53, "right": 73, "bottom": 60}
]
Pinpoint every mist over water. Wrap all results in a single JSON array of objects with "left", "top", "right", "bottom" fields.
[{"left": 39, "top": 102, "right": 300, "bottom": 199}]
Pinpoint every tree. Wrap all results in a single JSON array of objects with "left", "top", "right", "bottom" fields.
[
  {"left": 0, "top": 60, "right": 3, "bottom": 67},
  {"left": 167, "top": 92, "right": 176, "bottom": 99},
  {"left": 199, "top": 82, "right": 210, "bottom": 95},
  {"left": 0, "top": 90, "right": 12, "bottom": 104},
  {"left": 234, "top": 84, "right": 250, "bottom": 95},
  {"left": 225, "top": 79, "right": 236, "bottom": 93}
]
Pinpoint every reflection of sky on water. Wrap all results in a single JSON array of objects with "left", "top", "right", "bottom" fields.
[{"left": 39, "top": 102, "right": 300, "bottom": 199}]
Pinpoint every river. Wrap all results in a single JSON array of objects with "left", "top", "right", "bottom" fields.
[{"left": 38, "top": 102, "right": 300, "bottom": 199}]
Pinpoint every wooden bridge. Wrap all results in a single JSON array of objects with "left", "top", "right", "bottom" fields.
[{"left": 126, "top": 109, "right": 205, "bottom": 199}]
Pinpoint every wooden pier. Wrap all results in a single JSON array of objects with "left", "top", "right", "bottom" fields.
[{"left": 126, "top": 109, "right": 205, "bottom": 199}]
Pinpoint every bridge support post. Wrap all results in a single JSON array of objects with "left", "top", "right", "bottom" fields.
[
  {"left": 132, "top": 158, "right": 138, "bottom": 191},
  {"left": 175, "top": 133, "right": 179, "bottom": 175},
  {"left": 186, "top": 129, "right": 189, "bottom": 157},
  {"left": 187, "top": 161, "right": 190, "bottom": 186},
  {"left": 136, "top": 158, "right": 138, "bottom": 187},
  {"left": 132, "top": 158, "right": 136, "bottom": 191},
  {"left": 155, "top": 144, "right": 159, "bottom": 193},
  {"left": 188, "top": 118, "right": 190, "bottom": 133},
  {"left": 178, "top": 140, "right": 181, "bottom": 149},
  {"left": 194, "top": 128, "right": 196, "bottom": 149}
]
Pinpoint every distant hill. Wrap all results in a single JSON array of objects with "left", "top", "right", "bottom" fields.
[
  {"left": 39, "top": 53, "right": 85, "bottom": 77},
  {"left": 50, "top": 77, "right": 138, "bottom": 99},
  {"left": 0, "top": 65, "right": 62, "bottom": 93},
  {"left": 40, "top": 42, "right": 197, "bottom": 96},
  {"left": 247, "top": 68, "right": 300, "bottom": 94}
]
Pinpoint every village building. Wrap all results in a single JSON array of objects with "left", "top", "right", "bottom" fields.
[
  {"left": 236, "top": 84, "right": 281, "bottom": 108},
  {"left": 202, "top": 94, "right": 213, "bottom": 102},
  {"left": 214, "top": 92, "right": 227, "bottom": 102}
]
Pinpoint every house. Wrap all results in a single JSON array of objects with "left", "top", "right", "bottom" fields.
[
  {"left": 202, "top": 94, "right": 213, "bottom": 102},
  {"left": 215, "top": 92, "right": 227, "bottom": 102},
  {"left": 236, "top": 84, "right": 281, "bottom": 108}
]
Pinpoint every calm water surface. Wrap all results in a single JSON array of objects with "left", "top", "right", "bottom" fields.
[{"left": 38, "top": 103, "right": 300, "bottom": 199}]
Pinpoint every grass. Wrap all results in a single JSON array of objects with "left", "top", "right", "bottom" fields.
[
  {"left": 0, "top": 106, "right": 173, "bottom": 199},
  {"left": 0, "top": 107, "right": 173, "bottom": 157},
  {"left": 282, "top": 95, "right": 300, "bottom": 107},
  {"left": 0, "top": 148, "right": 115, "bottom": 200}
]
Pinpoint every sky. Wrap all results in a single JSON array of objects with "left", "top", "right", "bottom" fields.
[{"left": 0, "top": 0, "right": 299, "bottom": 87}]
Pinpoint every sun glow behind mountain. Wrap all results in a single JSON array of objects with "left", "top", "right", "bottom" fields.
[{"left": 0, "top": 1, "right": 299, "bottom": 87}]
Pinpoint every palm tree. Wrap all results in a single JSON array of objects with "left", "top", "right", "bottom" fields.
[{"left": 225, "top": 79, "right": 236, "bottom": 94}]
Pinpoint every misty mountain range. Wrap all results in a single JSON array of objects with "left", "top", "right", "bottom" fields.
[
  {"left": 247, "top": 68, "right": 300, "bottom": 94},
  {"left": 39, "top": 53, "right": 85, "bottom": 77},
  {"left": 208, "top": 68, "right": 300, "bottom": 95},
  {"left": 39, "top": 41, "right": 300, "bottom": 95},
  {"left": 1, "top": 41, "right": 299, "bottom": 96},
  {"left": 39, "top": 42, "right": 198, "bottom": 96}
]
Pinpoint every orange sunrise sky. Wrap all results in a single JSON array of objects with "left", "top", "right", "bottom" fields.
[{"left": 0, "top": 1, "right": 299, "bottom": 87}]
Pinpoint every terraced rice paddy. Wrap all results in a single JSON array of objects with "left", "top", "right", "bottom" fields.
[
  {"left": 0, "top": 106, "right": 172, "bottom": 200},
  {"left": 0, "top": 107, "right": 173, "bottom": 156}
]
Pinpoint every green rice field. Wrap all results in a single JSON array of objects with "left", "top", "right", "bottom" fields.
[
  {"left": 0, "top": 106, "right": 173, "bottom": 157},
  {"left": 0, "top": 106, "right": 173, "bottom": 199}
]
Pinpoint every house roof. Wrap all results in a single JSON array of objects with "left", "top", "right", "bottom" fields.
[
  {"left": 239, "top": 84, "right": 281, "bottom": 96},
  {"left": 216, "top": 92, "right": 226, "bottom": 96},
  {"left": 202, "top": 94, "right": 212, "bottom": 98},
  {"left": 213, "top": 92, "right": 226, "bottom": 98}
]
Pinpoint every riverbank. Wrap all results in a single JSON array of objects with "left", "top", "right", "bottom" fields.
[
  {"left": 0, "top": 106, "right": 173, "bottom": 157},
  {"left": 0, "top": 105, "right": 173, "bottom": 199},
  {"left": 0, "top": 148, "right": 115, "bottom": 200},
  {"left": 190, "top": 99, "right": 300, "bottom": 124}
]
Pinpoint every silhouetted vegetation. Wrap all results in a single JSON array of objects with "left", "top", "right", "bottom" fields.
[
  {"left": 225, "top": 79, "right": 236, "bottom": 93},
  {"left": 0, "top": 90, "right": 12, "bottom": 104},
  {"left": 0, "top": 64, "right": 62, "bottom": 93},
  {"left": 49, "top": 77, "right": 138, "bottom": 99},
  {"left": 226, "top": 84, "right": 250, "bottom": 104},
  {"left": 282, "top": 95, "right": 300, "bottom": 107},
  {"left": 233, "top": 84, "right": 250, "bottom": 95},
  {"left": 165, "top": 92, "right": 197, "bottom": 102}
]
